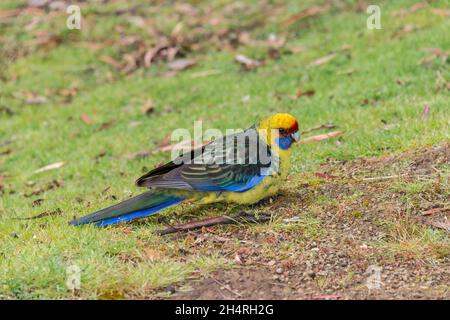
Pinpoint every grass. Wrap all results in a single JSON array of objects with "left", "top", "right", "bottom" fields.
[{"left": 0, "top": 0, "right": 449, "bottom": 299}]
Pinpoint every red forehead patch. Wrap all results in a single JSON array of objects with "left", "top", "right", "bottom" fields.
[{"left": 289, "top": 121, "right": 299, "bottom": 133}]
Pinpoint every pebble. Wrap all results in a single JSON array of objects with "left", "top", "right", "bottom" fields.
[{"left": 166, "top": 286, "right": 176, "bottom": 294}]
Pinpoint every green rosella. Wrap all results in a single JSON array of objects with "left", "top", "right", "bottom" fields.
[{"left": 70, "top": 113, "right": 300, "bottom": 226}]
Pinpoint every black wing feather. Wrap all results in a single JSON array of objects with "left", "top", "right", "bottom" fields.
[{"left": 135, "top": 127, "right": 273, "bottom": 192}]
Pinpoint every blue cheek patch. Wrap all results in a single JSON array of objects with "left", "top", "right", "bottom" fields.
[{"left": 276, "top": 135, "right": 294, "bottom": 150}]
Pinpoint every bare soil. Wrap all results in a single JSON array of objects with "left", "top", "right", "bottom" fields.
[{"left": 165, "top": 144, "right": 449, "bottom": 300}]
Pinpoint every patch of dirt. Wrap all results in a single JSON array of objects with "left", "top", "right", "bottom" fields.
[{"left": 167, "top": 143, "right": 450, "bottom": 300}]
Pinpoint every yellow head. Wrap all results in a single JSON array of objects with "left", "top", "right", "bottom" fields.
[{"left": 257, "top": 113, "right": 300, "bottom": 149}]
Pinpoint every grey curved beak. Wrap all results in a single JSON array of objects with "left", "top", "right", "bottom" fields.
[{"left": 292, "top": 131, "right": 300, "bottom": 142}]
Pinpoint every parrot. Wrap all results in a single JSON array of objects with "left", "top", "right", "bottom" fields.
[{"left": 70, "top": 113, "right": 300, "bottom": 226}]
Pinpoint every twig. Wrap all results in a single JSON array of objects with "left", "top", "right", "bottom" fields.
[
  {"left": 298, "top": 131, "right": 343, "bottom": 144},
  {"left": 422, "top": 207, "right": 450, "bottom": 216},
  {"left": 209, "top": 275, "right": 242, "bottom": 297},
  {"left": 33, "top": 161, "right": 66, "bottom": 174},
  {"left": 301, "top": 123, "right": 336, "bottom": 134},
  {"left": 154, "top": 211, "right": 271, "bottom": 236},
  {"left": 157, "top": 217, "right": 179, "bottom": 232},
  {"left": 358, "top": 174, "right": 409, "bottom": 182},
  {"left": 356, "top": 173, "right": 433, "bottom": 182},
  {"left": 16, "top": 208, "right": 62, "bottom": 220},
  {"left": 308, "top": 294, "right": 341, "bottom": 300}
]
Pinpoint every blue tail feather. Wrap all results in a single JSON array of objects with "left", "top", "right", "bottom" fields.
[
  {"left": 70, "top": 191, "right": 184, "bottom": 226},
  {"left": 96, "top": 197, "right": 183, "bottom": 226}
]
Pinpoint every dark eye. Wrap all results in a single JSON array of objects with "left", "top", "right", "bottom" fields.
[{"left": 279, "top": 128, "right": 287, "bottom": 134}]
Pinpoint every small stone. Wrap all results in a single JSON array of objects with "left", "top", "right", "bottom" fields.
[
  {"left": 166, "top": 286, "right": 176, "bottom": 294},
  {"left": 276, "top": 267, "right": 283, "bottom": 274},
  {"left": 267, "top": 260, "right": 276, "bottom": 266}
]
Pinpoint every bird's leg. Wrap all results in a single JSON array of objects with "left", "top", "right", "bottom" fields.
[{"left": 157, "top": 217, "right": 179, "bottom": 231}]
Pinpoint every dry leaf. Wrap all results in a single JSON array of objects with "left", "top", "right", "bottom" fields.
[
  {"left": 33, "top": 161, "right": 66, "bottom": 174},
  {"left": 32, "top": 31, "right": 61, "bottom": 49},
  {"left": 121, "top": 53, "right": 138, "bottom": 74},
  {"left": 17, "top": 92, "right": 48, "bottom": 105},
  {"left": 296, "top": 88, "right": 316, "bottom": 98},
  {"left": 298, "top": 131, "right": 343, "bottom": 144},
  {"left": 142, "top": 99, "right": 155, "bottom": 115},
  {"left": 235, "top": 54, "right": 261, "bottom": 71},
  {"left": 309, "top": 53, "right": 336, "bottom": 67},
  {"left": 96, "top": 120, "right": 115, "bottom": 131},
  {"left": 59, "top": 86, "right": 78, "bottom": 98},
  {"left": 143, "top": 48, "right": 158, "bottom": 67},
  {"left": 167, "top": 58, "right": 197, "bottom": 71},
  {"left": 80, "top": 114, "right": 93, "bottom": 125},
  {"left": 234, "top": 253, "right": 243, "bottom": 264},
  {"left": 0, "top": 149, "right": 12, "bottom": 156},
  {"left": 422, "top": 207, "right": 450, "bottom": 216},
  {"left": 26, "top": 95, "right": 47, "bottom": 105},
  {"left": 421, "top": 104, "right": 430, "bottom": 120},
  {"left": 158, "top": 133, "right": 172, "bottom": 149},
  {"left": 170, "top": 22, "right": 184, "bottom": 37},
  {"left": 237, "top": 247, "right": 252, "bottom": 256},
  {"left": 281, "top": 6, "right": 326, "bottom": 28}
]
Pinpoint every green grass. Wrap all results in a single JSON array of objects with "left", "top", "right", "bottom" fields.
[{"left": 0, "top": 0, "right": 449, "bottom": 299}]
